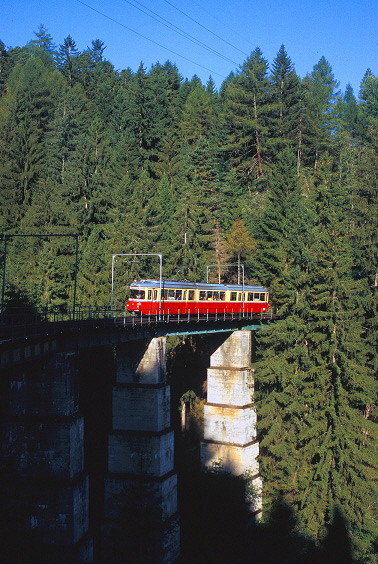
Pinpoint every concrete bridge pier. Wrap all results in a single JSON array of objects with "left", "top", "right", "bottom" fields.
[
  {"left": 102, "top": 337, "right": 180, "bottom": 564},
  {"left": 201, "top": 330, "right": 262, "bottom": 515},
  {"left": 2, "top": 351, "right": 93, "bottom": 563}
]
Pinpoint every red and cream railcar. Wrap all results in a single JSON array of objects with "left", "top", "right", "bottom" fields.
[{"left": 127, "top": 279, "right": 270, "bottom": 315}]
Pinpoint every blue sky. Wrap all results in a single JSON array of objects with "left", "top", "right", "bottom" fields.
[{"left": 1, "top": 0, "right": 377, "bottom": 94}]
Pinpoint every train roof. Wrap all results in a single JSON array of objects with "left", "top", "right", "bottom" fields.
[{"left": 130, "top": 279, "right": 268, "bottom": 292}]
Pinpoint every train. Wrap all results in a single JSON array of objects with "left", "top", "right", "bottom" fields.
[{"left": 126, "top": 279, "right": 270, "bottom": 315}]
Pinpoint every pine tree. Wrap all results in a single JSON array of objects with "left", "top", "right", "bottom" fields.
[
  {"left": 297, "top": 158, "right": 378, "bottom": 557},
  {"left": 301, "top": 57, "right": 339, "bottom": 170},
  {"left": 0, "top": 52, "right": 64, "bottom": 233},
  {"left": 252, "top": 147, "right": 307, "bottom": 307},
  {"left": 222, "top": 48, "right": 270, "bottom": 186},
  {"left": 268, "top": 45, "right": 301, "bottom": 152},
  {"left": 57, "top": 35, "right": 80, "bottom": 87},
  {"left": 256, "top": 155, "right": 378, "bottom": 561},
  {"left": 179, "top": 83, "right": 217, "bottom": 146}
]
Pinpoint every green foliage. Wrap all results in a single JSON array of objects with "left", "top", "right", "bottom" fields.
[
  {"left": 256, "top": 155, "right": 378, "bottom": 561},
  {"left": 0, "top": 30, "right": 377, "bottom": 561},
  {"left": 221, "top": 48, "right": 270, "bottom": 185},
  {"left": 268, "top": 45, "right": 302, "bottom": 154}
]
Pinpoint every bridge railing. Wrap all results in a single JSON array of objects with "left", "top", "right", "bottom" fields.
[
  {"left": 1, "top": 305, "right": 275, "bottom": 324},
  {"left": 117, "top": 308, "right": 275, "bottom": 326},
  {"left": 0, "top": 305, "right": 115, "bottom": 324},
  {"left": 0, "top": 306, "right": 277, "bottom": 343}
]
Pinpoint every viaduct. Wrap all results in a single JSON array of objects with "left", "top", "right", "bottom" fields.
[{"left": 1, "top": 312, "right": 272, "bottom": 563}]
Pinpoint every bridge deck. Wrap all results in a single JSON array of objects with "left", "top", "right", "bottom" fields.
[{"left": 0, "top": 309, "right": 279, "bottom": 366}]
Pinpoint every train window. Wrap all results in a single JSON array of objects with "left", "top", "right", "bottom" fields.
[
  {"left": 260, "top": 293, "right": 266, "bottom": 301},
  {"left": 230, "top": 292, "right": 237, "bottom": 301},
  {"left": 182, "top": 290, "right": 187, "bottom": 300},
  {"left": 162, "top": 289, "right": 176, "bottom": 299},
  {"left": 247, "top": 292, "right": 253, "bottom": 301},
  {"left": 200, "top": 291, "right": 207, "bottom": 300},
  {"left": 219, "top": 292, "right": 225, "bottom": 301},
  {"left": 154, "top": 290, "right": 157, "bottom": 300},
  {"left": 148, "top": 290, "right": 153, "bottom": 300},
  {"left": 213, "top": 292, "right": 219, "bottom": 300},
  {"left": 188, "top": 290, "right": 195, "bottom": 300},
  {"left": 253, "top": 293, "right": 260, "bottom": 301},
  {"left": 175, "top": 290, "right": 182, "bottom": 300},
  {"left": 238, "top": 293, "right": 242, "bottom": 301},
  {"left": 130, "top": 289, "right": 145, "bottom": 299}
]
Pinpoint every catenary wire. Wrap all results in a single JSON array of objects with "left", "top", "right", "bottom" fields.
[
  {"left": 161, "top": 0, "right": 249, "bottom": 58},
  {"left": 187, "top": 0, "right": 253, "bottom": 53},
  {"left": 75, "top": 0, "right": 228, "bottom": 78},
  {"left": 121, "top": 0, "right": 240, "bottom": 66}
]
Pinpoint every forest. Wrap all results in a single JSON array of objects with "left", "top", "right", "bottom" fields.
[{"left": 0, "top": 25, "right": 377, "bottom": 562}]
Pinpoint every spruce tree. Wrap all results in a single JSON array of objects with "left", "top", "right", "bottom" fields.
[
  {"left": 301, "top": 57, "right": 339, "bottom": 170},
  {"left": 0, "top": 52, "right": 64, "bottom": 233},
  {"left": 221, "top": 48, "right": 270, "bottom": 186},
  {"left": 252, "top": 147, "right": 307, "bottom": 308},
  {"left": 297, "top": 157, "right": 378, "bottom": 558},
  {"left": 254, "top": 147, "right": 314, "bottom": 504},
  {"left": 268, "top": 45, "right": 301, "bottom": 153},
  {"left": 256, "top": 155, "right": 378, "bottom": 562},
  {"left": 56, "top": 35, "right": 80, "bottom": 87}
]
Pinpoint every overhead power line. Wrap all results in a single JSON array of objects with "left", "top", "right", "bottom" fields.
[
  {"left": 121, "top": 0, "right": 240, "bottom": 66},
  {"left": 187, "top": 0, "right": 253, "bottom": 53},
  {"left": 161, "top": 0, "right": 249, "bottom": 58},
  {"left": 75, "top": 0, "right": 227, "bottom": 78}
]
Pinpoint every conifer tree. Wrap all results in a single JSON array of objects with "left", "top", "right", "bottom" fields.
[
  {"left": 0, "top": 41, "right": 13, "bottom": 96},
  {"left": 359, "top": 69, "right": 378, "bottom": 125},
  {"left": 252, "top": 147, "right": 307, "bottom": 307},
  {"left": 268, "top": 45, "right": 301, "bottom": 152},
  {"left": 170, "top": 143, "right": 214, "bottom": 280},
  {"left": 301, "top": 57, "right": 339, "bottom": 170},
  {"left": 297, "top": 157, "right": 378, "bottom": 557},
  {"left": 222, "top": 48, "right": 270, "bottom": 186},
  {"left": 27, "top": 24, "right": 56, "bottom": 57},
  {"left": 254, "top": 148, "right": 314, "bottom": 505},
  {"left": 77, "top": 225, "right": 113, "bottom": 306},
  {"left": 57, "top": 35, "right": 80, "bottom": 87},
  {"left": 348, "top": 97, "right": 378, "bottom": 382},
  {"left": 0, "top": 53, "right": 64, "bottom": 232},
  {"left": 256, "top": 155, "right": 378, "bottom": 562},
  {"left": 179, "top": 84, "right": 217, "bottom": 146},
  {"left": 211, "top": 221, "right": 230, "bottom": 283}
]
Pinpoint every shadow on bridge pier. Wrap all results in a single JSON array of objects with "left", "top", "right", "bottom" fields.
[{"left": 1, "top": 310, "right": 280, "bottom": 563}]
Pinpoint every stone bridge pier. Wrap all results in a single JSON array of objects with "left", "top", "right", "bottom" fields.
[
  {"left": 2, "top": 351, "right": 93, "bottom": 563},
  {"left": 201, "top": 330, "right": 262, "bottom": 515},
  {"left": 102, "top": 329, "right": 261, "bottom": 563},
  {"left": 1, "top": 328, "right": 261, "bottom": 562},
  {"left": 102, "top": 337, "right": 180, "bottom": 564}
]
